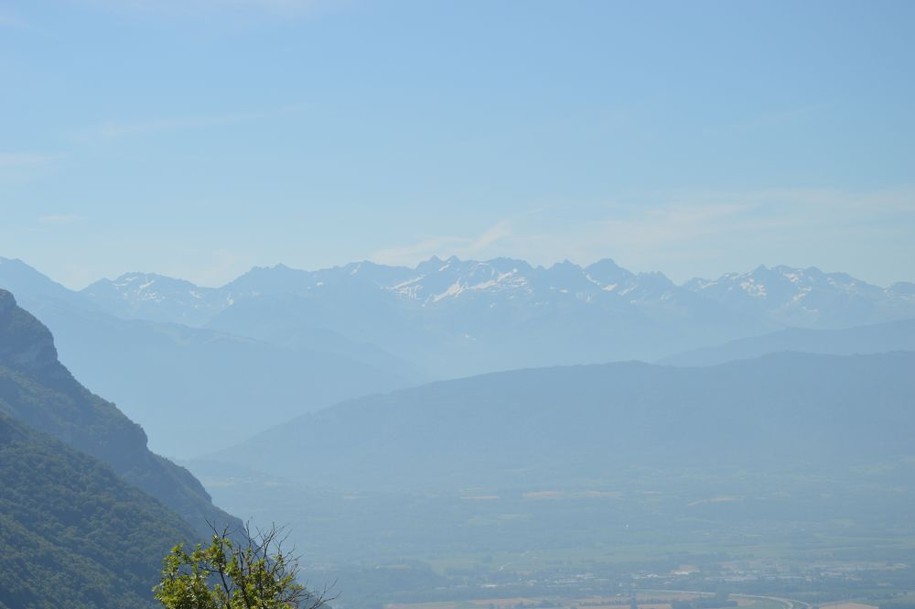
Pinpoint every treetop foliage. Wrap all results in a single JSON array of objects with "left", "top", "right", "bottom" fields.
[{"left": 154, "top": 524, "right": 332, "bottom": 609}]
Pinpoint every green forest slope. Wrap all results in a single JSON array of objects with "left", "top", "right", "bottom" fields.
[{"left": 0, "top": 413, "right": 197, "bottom": 609}]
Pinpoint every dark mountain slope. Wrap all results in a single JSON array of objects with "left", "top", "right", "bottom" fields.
[
  {"left": 0, "top": 413, "right": 197, "bottom": 609},
  {"left": 0, "top": 289, "right": 238, "bottom": 533},
  {"left": 208, "top": 351, "right": 915, "bottom": 491}
]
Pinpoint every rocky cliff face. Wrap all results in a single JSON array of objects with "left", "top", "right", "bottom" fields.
[
  {"left": 0, "top": 289, "right": 239, "bottom": 534},
  {"left": 0, "top": 289, "right": 60, "bottom": 375}
]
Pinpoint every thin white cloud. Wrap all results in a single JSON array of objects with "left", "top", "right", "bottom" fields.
[
  {"left": 80, "top": 104, "right": 308, "bottom": 141},
  {"left": 0, "top": 153, "right": 53, "bottom": 168},
  {"left": 80, "top": 0, "right": 334, "bottom": 19},
  {"left": 84, "top": 110, "right": 266, "bottom": 140},
  {"left": 39, "top": 214, "right": 84, "bottom": 226},
  {"left": 222, "top": 0, "right": 322, "bottom": 14},
  {"left": 368, "top": 187, "right": 915, "bottom": 285},
  {"left": 371, "top": 221, "right": 513, "bottom": 267},
  {"left": 533, "top": 187, "right": 915, "bottom": 283}
]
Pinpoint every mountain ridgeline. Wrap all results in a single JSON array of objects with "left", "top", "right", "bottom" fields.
[
  {"left": 2, "top": 255, "right": 914, "bottom": 459},
  {"left": 82, "top": 258, "right": 915, "bottom": 376},
  {"left": 207, "top": 350, "right": 915, "bottom": 491},
  {"left": 661, "top": 317, "right": 915, "bottom": 366},
  {"left": 80, "top": 258, "right": 915, "bottom": 335}
]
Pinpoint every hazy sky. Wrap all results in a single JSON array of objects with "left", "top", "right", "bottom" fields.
[{"left": 2, "top": 0, "right": 914, "bottom": 288}]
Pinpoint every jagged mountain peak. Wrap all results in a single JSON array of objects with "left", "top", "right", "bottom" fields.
[
  {"left": 585, "top": 256, "right": 630, "bottom": 274},
  {"left": 86, "top": 271, "right": 202, "bottom": 293},
  {"left": 702, "top": 264, "right": 879, "bottom": 297},
  {"left": 414, "top": 255, "right": 446, "bottom": 274},
  {"left": 113, "top": 270, "right": 183, "bottom": 282},
  {"left": 80, "top": 271, "right": 228, "bottom": 326},
  {"left": 42, "top": 255, "right": 915, "bottom": 344},
  {"left": 224, "top": 263, "right": 315, "bottom": 295},
  {"left": 681, "top": 264, "right": 905, "bottom": 328},
  {"left": 385, "top": 256, "right": 543, "bottom": 304}
]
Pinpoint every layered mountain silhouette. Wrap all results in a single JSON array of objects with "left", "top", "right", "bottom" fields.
[
  {"left": 3, "top": 255, "right": 914, "bottom": 457},
  {"left": 0, "top": 258, "right": 419, "bottom": 457}
]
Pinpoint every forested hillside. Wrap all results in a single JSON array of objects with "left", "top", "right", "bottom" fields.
[
  {"left": 0, "top": 413, "right": 197, "bottom": 609},
  {"left": 0, "top": 289, "right": 238, "bottom": 533}
]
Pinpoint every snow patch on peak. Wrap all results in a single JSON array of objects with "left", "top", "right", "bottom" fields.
[
  {"left": 740, "top": 278, "right": 767, "bottom": 298},
  {"left": 783, "top": 270, "right": 803, "bottom": 284},
  {"left": 432, "top": 281, "right": 465, "bottom": 303}
]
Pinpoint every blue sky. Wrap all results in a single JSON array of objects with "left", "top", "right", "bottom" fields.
[{"left": 1, "top": 0, "right": 914, "bottom": 287}]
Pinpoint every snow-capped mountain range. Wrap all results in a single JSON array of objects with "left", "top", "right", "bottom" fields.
[
  {"left": 81, "top": 256, "right": 915, "bottom": 331},
  {"left": 2, "top": 254, "right": 914, "bottom": 458}
]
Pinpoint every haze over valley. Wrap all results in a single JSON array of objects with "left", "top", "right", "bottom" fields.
[
  {"left": 2, "top": 255, "right": 915, "bottom": 608},
  {"left": 2, "top": 1, "right": 914, "bottom": 609}
]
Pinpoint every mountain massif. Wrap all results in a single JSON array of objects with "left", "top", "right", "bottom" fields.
[
  {"left": 3, "top": 255, "right": 914, "bottom": 458},
  {"left": 82, "top": 258, "right": 915, "bottom": 336}
]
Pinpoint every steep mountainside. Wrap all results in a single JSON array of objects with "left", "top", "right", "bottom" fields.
[
  {"left": 205, "top": 351, "right": 915, "bottom": 492},
  {"left": 0, "top": 413, "right": 196, "bottom": 609},
  {"left": 0, "top": 289, "right": 239, "bottom": 533}
]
